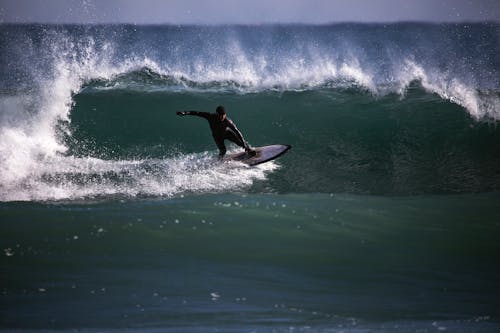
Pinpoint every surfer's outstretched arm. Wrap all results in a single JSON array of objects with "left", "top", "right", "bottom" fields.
[{"left": 176, "top": 111, "right": 210, "bottom": 119}]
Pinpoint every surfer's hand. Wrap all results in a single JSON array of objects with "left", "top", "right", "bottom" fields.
[{"left": 176, "top": 111, "right": 187, "bottom": 116}]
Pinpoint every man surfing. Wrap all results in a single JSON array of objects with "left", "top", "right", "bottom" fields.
[{"left": 176, "top": 105, "right": 256, "bottom": 158}]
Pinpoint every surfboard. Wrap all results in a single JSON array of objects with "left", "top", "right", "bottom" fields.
[{"left": 224, "top": 144, "right": 291, "bottom": 166}]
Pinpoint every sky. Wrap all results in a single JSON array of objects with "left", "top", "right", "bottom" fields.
[{"left": 1, "top": 0, "right": 499, "bottom": 24}]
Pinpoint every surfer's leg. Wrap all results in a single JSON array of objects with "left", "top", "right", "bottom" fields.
[
  {"left": 225, "top": 130, "right": 245, "bottom": 148},
  {"left": 214, "top": 137, "right": 227, "bottom": 157},
  {"left": 225, "top": 130, "right": 256, "bottom": 156}
]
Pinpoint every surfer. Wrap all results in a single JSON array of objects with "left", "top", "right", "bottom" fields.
[{"left": 177, "top": 106, "right": 256, "bottom": 157}]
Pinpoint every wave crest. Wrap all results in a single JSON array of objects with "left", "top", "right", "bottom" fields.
[{"left": 81, "top": 61, "right": 500, "bottom": 121}]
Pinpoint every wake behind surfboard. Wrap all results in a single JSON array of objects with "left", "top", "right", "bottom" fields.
[{"left": 223, "top": 144, "right": 291, "bottom": 166}]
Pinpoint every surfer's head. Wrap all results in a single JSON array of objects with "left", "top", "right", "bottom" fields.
[{"left": 216, "top": 105, "right": 226, "bottom": 121}]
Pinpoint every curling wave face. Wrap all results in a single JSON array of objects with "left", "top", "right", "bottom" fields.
[{"left": 0, "top": 24, "right": 499, "bottom": 201}]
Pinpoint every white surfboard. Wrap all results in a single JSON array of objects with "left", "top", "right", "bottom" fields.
[{"left": 224, "top": 144, "right": 291, "bottom": 166}]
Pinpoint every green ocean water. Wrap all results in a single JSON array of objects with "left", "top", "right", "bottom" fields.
[
  {"left": 2, "top": 192, "right": 500, "bottom": 332},
  {"left": 68, "top": 84, "right": 500, "bottom": 195},
  {"left": 1, "top": 23, "right": 500, "bottom": 332}
]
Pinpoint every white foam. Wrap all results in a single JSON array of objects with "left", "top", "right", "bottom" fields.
[
  {"left": 339, "top": 60, "right": 376, "bottom": 92},
  {"left": 0, "top": 150, "right": 278, "bottom": 201}
]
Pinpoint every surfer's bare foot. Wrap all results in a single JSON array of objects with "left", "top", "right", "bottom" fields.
[{"left": 247, "top": 149, "right": 256, "bottom": 157}]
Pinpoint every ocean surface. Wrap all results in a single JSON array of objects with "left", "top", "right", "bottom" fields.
[{"left": 1, "top": 23, "right": 500, "bottom": 332}]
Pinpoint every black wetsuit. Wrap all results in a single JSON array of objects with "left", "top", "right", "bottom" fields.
[{"left": 181, "top": 111, "right": 250, "bottom": 156}]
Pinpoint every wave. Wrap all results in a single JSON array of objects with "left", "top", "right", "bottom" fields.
[{"left": 1, "top": 24, "right": 500, "bottom": 201}]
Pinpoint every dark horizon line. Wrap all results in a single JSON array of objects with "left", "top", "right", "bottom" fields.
[{"left": 1, "top": 20, "right": 498, "bottom": 27}]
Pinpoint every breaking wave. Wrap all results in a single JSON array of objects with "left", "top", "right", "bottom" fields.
[{"left": 0, "top": 24, "right": 499, "bottom": 201}]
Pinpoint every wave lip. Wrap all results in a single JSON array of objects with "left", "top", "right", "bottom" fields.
[
  {"left": 81, "top": 61, "right": 500, "bottom": 121},
  {"left": 396, "top": 60, "right": 500, "bottom": 120},
  {"left": 82, "top": 59, "right": 378, "bottom": 94}
]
